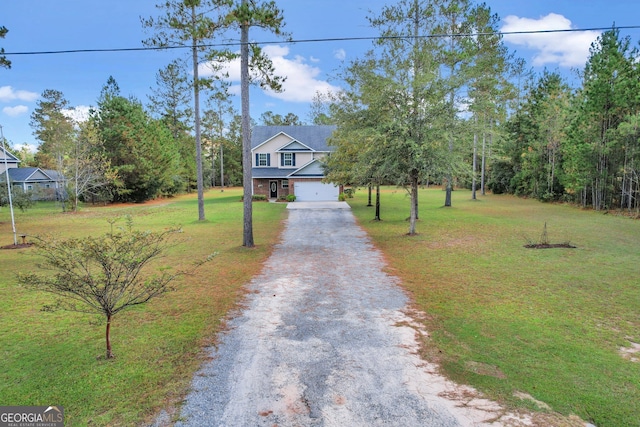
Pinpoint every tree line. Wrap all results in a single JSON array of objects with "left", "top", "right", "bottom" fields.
[
  {"left": 323, "top": 0, "right": 516, "bottom": 235},
  {"left": 4, "top": 0, "right": 300, "bottom": 247},
  {"left": 494, "top": 28, "right": 640, "bottom": 212},
  {"left": 19, "top": 78, "right": 308, "bottom": 208},
  {"left": 6, "top": 0, "right": 639, "bottom": 222},
  {"left": 4, "top": 1, "right": 309, "bottom": 214},
  {"left": 19, "top": 68, "right": 305, "bottom": 211},
  {"left": 22, "top": 75, "right": 241, "bottom": 209},
  {"left": 320, "top": 0, "right": 640, "bottom": 238}
]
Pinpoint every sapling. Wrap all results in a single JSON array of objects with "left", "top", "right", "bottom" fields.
[{"left": 18, "top": 217, "right": 214, "bottom": 359}]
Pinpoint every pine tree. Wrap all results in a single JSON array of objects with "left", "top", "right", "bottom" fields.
[
  {"left": 0, "top": 26, "right": 10, "bottom": 69},
  {"left": 143, "top": 0, "right": 233, "bottom": 220},
  {"left": 228, "top": 0, "right": 287, "bottom": 247}
]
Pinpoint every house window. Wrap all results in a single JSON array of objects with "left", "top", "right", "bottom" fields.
[
  {"left": 45, "top": 184, "right": 51, "bottom": 189},
  {"left": 256, "top": 153, "right": 270, "bottom": 167},
  {"left": 282, "top": 179, "right": 289, "bottom": 189},
  {"left": 27, "top": 185, "right": 33, "bottom": 190},
  {"left": 281, "top": 153, "right": 296, "bottom": 167}
]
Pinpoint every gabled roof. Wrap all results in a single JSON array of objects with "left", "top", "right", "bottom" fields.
[
  {"left": 276, "top": 140, "right": 313, "bottom": 152},
  {"left": 287, "top": 159, "right": 326, "bottom": 178},
  {"left": 251, "top": 125, "right": 337, "bottom": 152},
  {"left": 0, "top": 146, "right": 20, "bottom": 163},
  {"left": 0, "top": 167, "right": 63, "bottom": 182},
  {"left": 43, "top": 169, "right": 65, "bottom": 181}
]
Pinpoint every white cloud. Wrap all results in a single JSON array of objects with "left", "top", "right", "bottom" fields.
[
  {"left": 334, "top": 49, "right": 346, "bottom": 61},
  {"left": 62, "top": 105, "right": 92, "bottom": 123},
  {"left": 0, "top": 86, "right": 39, "bottom": 103},
  {"left": 17, "top": 143, "right": 37, "bottom": 153},
  {"left": 501, "top": 13, "right": 600, "bottom": 68},
  {"left": 3, "top": 105, "right": 29, "bottom": 117},
  {"left": 199, "top": 45, "right": 342, "bottom": 103}
]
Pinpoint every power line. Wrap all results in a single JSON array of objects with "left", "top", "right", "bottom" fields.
[{"left": 4, "top": 25, "right": 640, "bottom": 57}]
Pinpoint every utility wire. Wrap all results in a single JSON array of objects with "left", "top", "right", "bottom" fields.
[{"left": 4, "top": 25, "right": 640, "bottom": 57}]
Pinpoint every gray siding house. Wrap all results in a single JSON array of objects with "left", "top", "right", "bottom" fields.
[{"left": 1, "top": 146, "right": 65, "bottom": 200}]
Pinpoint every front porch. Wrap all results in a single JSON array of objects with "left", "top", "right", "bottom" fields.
[{"left": 253, "top": 178, "right": 291, "bottom": 200}]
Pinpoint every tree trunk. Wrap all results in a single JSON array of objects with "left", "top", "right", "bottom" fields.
[
  {"left": 551, "top": 147, "right": 556, "bottom": 195},
  {"left": 220, "top": 142, "right": 224, "bottom": 192},
  {"left": 444, "top": 27, "right": 455, "bottom": 208},
  {"left": 481, "top": 131, "right": 486, "bottom": 196},
  {"left": 74, "top": 166, "right": 79, "bottom": 212},
  {"left": 472, "top": 119, "right": 478, "bottom": 200},
  {"left": 105, "top": 314, "right": 113, "bottom": 359},
  {"left": 414, "top": 188, "right": 419, "bottom": 220},
  {"left": 367, "top": 185, "right": 372, "bottom": 207},
  {"left": 191, "top": 6, "right": 205, "bottom": 221},
  {"left": 409, "top": 176, "right": 418, "bottom": 235},
  {"left": 374, "top": 185, "right": 381, "bottom": 221},
  {"left": 211, "top": 139, "right": 216, "bottom": 188},
  {"left": 241, "top": 5, "right": 254, "bottom": 247}
]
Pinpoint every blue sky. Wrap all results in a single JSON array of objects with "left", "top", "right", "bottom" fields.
[{"left": 1, "top": 0, "right": 639, "bottom": 150}]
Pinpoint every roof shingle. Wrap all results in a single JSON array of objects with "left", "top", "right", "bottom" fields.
[{"left": 251, "top": 125, "right": 337, "bottom": 151}]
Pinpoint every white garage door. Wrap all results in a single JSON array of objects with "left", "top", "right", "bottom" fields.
[{"left": 295, "top": 181, "right": 339, "bottom": 201}]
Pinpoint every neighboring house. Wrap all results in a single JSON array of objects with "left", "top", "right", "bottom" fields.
[
  {"left": 0, "top": 146, "right": 65, "bottom": 200},
  {"left": 251, "top": 125, "right": 341, "bottom": 201},
  {"left": 0, "top": 144, "right": 20, "bottom": 174}
]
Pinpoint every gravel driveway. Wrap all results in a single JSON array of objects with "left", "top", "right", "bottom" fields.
[{"left": 172, "top": 203, "right": 542, "bottom": 427}]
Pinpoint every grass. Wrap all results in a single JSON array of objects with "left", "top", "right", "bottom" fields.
[
  {"left": 0, "top": 188, "right": 287, "bottom": 426},
  {"left": 3, "top": 186, "right": 639, "bottom": 426},
  {"left": 347, "top": 187, "right": 640, "bottom": 427}
]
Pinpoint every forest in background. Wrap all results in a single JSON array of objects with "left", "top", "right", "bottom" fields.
[{"left": 2, "top": 0, "right": 639, "bottom": 214}]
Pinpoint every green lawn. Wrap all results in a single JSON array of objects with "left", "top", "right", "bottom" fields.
[
  {"left": 348, "top": 187, "right": 640, "bottom": 427},
  {"left": 0, "top": 189, "right": 287, "bottom": 426},
  {"left": 2, "top": 187, "right": 638, "bottom": 426}
]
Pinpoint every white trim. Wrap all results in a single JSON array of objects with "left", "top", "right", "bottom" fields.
[
  {"left": 0, "top": 146, "right": 21, "bottom": 163},
  {"left": 275, "top": 139, "right": 314, "bottom": 152},
  {"left": 257, "top": 153, "right": 269, "bottom": 167},
  {"left": 286, "top": 159, "right": 324, "bottom": 178},
  {"left": 251, "top": 131, "right": 295, "bottom": 152},
  {"left": 282, "top": 152, "right": 294, "bottom": 166}
]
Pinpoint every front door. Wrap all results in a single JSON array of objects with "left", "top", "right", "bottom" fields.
[{"left": 269, "top": 180, "right": 278, "bottom": 199}]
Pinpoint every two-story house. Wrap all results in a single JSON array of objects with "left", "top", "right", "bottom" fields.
[{"left": 251, "top": 125, "right": 340, "bottom": 201}]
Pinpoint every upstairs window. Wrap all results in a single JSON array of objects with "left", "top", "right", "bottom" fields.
[
  {"left": 256, "top": 153, "right": 270, "bottom": 167},
  {"left": 281, "top": 153, "right": 296, "bottom": 167}
]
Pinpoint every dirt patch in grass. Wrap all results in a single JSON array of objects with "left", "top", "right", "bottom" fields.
[
  {"left": 465, "top": 361, "right": 507, "bottom": 379},
  {"left": 619, "top": 341, "right": 640, "bottom": 362},
  {"left": 91, "top": 197, "right": 176, "bottom": 209},
  {"left": 523, "top": 243, "right": 576, "bottom": 249},
  {"left": 514, "top": 391, "right": 551, "bottom": 411},
  {"left": 0, "top": 243, "right": 33, "bottom": 250}
]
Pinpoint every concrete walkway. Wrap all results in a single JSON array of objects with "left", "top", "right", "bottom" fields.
[{"left": 286, "top": 201, "right": 351, "bottom": 210}]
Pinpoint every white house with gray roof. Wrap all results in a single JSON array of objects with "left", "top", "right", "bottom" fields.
[{"left": 251, "top": 125, "right": 341, "bottom": 201}]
